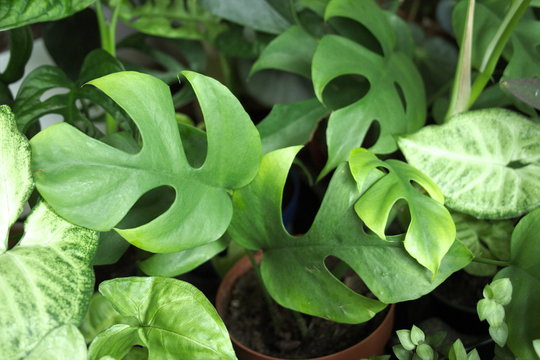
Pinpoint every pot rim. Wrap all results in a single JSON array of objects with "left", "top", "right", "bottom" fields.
[{"left": 215, "top": 252, "right": 395, "bottom": 360}]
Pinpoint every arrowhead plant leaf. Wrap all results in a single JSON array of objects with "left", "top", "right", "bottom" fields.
[
  {"left": 0, "top": 105, "right": 32, "bottom": 252},
  {"left": 0, "top": 105, "right": 98, "bottom": 359},
  {"left": 228, "top": 147, "right": 472, "bottom": 324},
  {"left": 88, "top": 277, "right": 237, "bottom": 360},
  {"left": 398, "top": 108, "right": 540, "bottom": 219},
  {"left": 349, "top": 148, "right": 456, "bottom": 276},
  {"left": 31, "top": 70, "right": 261, "bottom": 253}
]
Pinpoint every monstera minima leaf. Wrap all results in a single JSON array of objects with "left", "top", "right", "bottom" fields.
[
  {"left": 0, "top": 0, "right": 95, "bottom": 30},
  {"left": 227, "top": 146, "right": 472, "bottom": 324},
  {"left": 87, "top": 277, "right": 236, "bottom": 360},
  {"left": 0, "top": 105, "right": 97, "bottom": 359},
  {"left": 31, "top": 71, "right": 261, "bottom": 253},
  {"left": 312, "top": 0, "right": 426, "bottom": 177},
  {"left": 398, "top": 108, "right": 540, "bottom": 219},
  {"left": 349, "top": 148, "right": 456, "bottom": 276}
]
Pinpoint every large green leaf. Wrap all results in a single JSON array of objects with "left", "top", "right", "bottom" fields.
[
  {"left": 26, "top": 325, "right": 87, "bottom": 360},
  {"left": 257, "top": 98, "right": 329, "bottom": 154},
  {"left": 0, "top": 0, "right": 96, "bottom": 30},
  {"left": 312, "top": 34, "right": 425, "bottom": 177},
  {"left": 228, "top": 147, "right": 472, "bottom": 324},
  {"left": 251, "top": 25, "right": 318, "bottom": 78},
  {"left": 495, "top": 209, "right": 540, "bottom": 359},
  {"left": 80, "top": 293, "right": 127, "bottom": 344},
  {"left": 0, "top": 202, "right": 97, "bottom": 359},
  {"left": 116, "top": 0, "right": 224, "bottom": 40},
  {"left": 398, "top": 108, "right": 540, "bottom": 219},
  {"left": 349, "top": 148, "right": 455, "bottom": 276},
  {"left": 31, "top": 71, "right": 261, "bottom": 253},
  {"left": 200, "top": 0, "right": 291, "bottom": 34},
  {"left": 0, "top": 106, "right": 32, "bottom": 252},
  {"left": 88, "top": 277, "right": 237, "bottom": 360}
]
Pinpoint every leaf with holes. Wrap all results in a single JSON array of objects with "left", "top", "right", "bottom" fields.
[
  {"left": 228, "top": 147, "right": 472, "bottom": 324},
  {"left": 398, "top": 108, "right": 540, "bottom": 219},
  {"left": 115, "top": 0, "right": 225, "bottom": 40},
  {"left": 0, "top": 110, "right": 97, "bottom": 357},
  {"left": 312, "top": 34, "right": 425, "bottom": 177},
  {"left": 0, "top": 0, "right": 95, "bottom": 30},
  {"left": 494, "top": 208, "right": 540, "bottom": 359},
  {"left": 87, "top": 277, "right": 236, "bottom": 360},
  {"left": 31, "top": 71, "right": 261, "bottom": 253},
  {"left": 349, "top": 148, "right": 455, "bottom": 276}
]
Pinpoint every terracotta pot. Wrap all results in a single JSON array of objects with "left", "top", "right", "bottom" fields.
[{"left": 216, "top": 253, "right": 395, "bottom": 360}]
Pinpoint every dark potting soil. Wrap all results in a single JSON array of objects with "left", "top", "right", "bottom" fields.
[
  {"left": 225, "top": 269, "right": 387, "bottom": 359},
  {"left": 434, "top": 271, "right": 492, "bottom": 310}
]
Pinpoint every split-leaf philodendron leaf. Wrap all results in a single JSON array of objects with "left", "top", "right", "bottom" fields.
[
  {"left": 349, "top": 148, "right": 456, "bottom": 276},
  {"left": 88, "top": 277, "right": 237, "bottom": 360},
  {"left": 0, "top": 106, "right": 98, "bottom": 359},
  {"left": 228, "top": 147, "right": 472, "bottom": 324},
  {"left": 311, "top": 0, "right": 426, "bottom": 178},
  {"left": 31, "top": 71, "right": 261, "bottom": 253},
  {"left": 398, "top": 108, "right": 540, "bottom": 219},
  {"left": 495, "top": 208, "right": 540, "bottom": 359},
  {"left": 0, "top": 0, "right": 96, "bottom": 31}
]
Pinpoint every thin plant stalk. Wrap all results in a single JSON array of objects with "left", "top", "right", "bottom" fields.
[
  {"left": 468, "top": 0, "right": 531, "bottom": 108},
  {"left": 445, "top": 0, "right": 475, "bottom": 120}
]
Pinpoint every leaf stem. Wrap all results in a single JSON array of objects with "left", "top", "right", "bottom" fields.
[
  {"left": 472, "top": 257, "right": 510, "bottom": 267},
  {"left": 468, "top": 0, "right": 530, "bottom": 108},
  {"left": 445, "top": 0, "right": 475, "bottom": 120}
]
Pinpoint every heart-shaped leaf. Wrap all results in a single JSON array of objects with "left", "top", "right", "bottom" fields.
[
  {"left": 0, "top": 106, "right": 32, "bottom": 251},
  {"left": 228, "top": 147, "right": 472, "bottom": 324},
  {"left": 349, "top": 148, "right": 456, "bottom": 276},
  {"left": 31, "top": 71, "right": 261, "bottom": 253},
  {"left": 494, "top": 208, "right": 540, "bottom": 359},
  {"left": 0, "top": 0, "right": 95, "bottom": 30},
  {"left": 88, "top": 277, "right": 236, "bottom": 360},
  {"left": 0, "top": 106, "right": 98, "bottom": 359},
  {"left": 398, "top": 108, "right": 540, "bottom": 219},
  {"left": 312, "top": 34, "right": 425, "bottom": 177}
]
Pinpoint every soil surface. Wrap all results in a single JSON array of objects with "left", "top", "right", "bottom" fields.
[
  {"left": 225, "top": 269, "right": 387, "bottom": 359},
  {"left": 434, "top": 271, "right": 492, "bottom": 310}
]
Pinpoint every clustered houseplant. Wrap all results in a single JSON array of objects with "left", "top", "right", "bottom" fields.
[{"left": 1, "top": 0, "right": 540, "bottom": 359}]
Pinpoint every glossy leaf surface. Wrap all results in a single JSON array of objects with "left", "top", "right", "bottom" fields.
[
  {"left": 251, "top": 25, "right": 318, "bottom": 78},
  {"left": 31, "top": 71, "right": 261, "bottom": 253},
  {"left": 313, "top": 34, "right": 425, "bottom": 177},
  {"left": 258, "top": 98, "right": 329, "bottom": 154},
  {"left": 228, "top": 147, "right": 472, "bottom": 323},
  {"left": 495, "top": 209, "right": 540, "bottom": 359},
  {"left": 88, "top": 277, "right": 236, "bottom": 360},
  {"left": 200, "top": 0, "right": 291, "bottom": 34},
  {"left": 399, "top": 108, "right": 540, "bottom": 219},
  {"left": 0, "top": 0, "right": 95, "bottom": 30},
  {"left": 349, "top": 148, "right": 455, "bottom": 275}
]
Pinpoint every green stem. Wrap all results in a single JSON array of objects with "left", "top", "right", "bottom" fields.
[
  {"left": 95, "top": 0, "right": 120, "bottom": 134},
  {"left": 445, "top": 0, "right": 475, "bottom": 120},
  {"left": 292, "top": 311, "right": 309, "bottom": 339},
  {"left": 468, "top": 0, "right": 530, "bottom": 108},
  {"left": 472, "top": 257, "right": 511, "bottom": 267}
]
